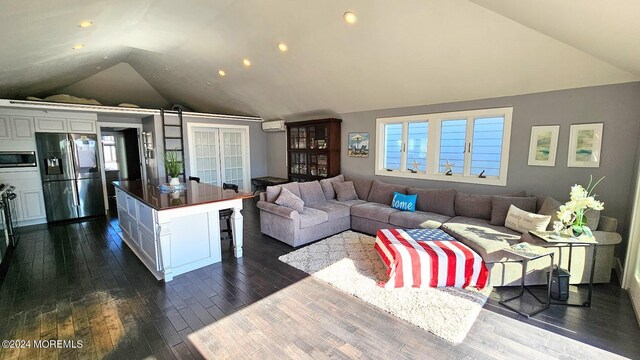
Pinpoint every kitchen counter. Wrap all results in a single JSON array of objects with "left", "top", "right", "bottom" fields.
[
  {"left": 112, "top": 179, "right": 254, "bottom": 210},
  {"left": 113, "top": 179, "right": 253, "bottom": 282}
]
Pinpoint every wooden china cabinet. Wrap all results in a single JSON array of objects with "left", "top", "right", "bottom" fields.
[{"left": 286, "top": 118, "right": 341, "bottom": 182}]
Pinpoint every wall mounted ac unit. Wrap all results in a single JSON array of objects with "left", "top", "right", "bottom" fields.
[{"left": 261, "top": 120, "right": 286, "bottom": 132}]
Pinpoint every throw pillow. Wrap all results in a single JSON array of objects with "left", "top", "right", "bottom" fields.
[
  {"left": 505, "top": 205, "right": 552, "bottom": 234},
  {"left": 275, "top": 187, "right": 305, "bottom": 213},
  {"left": 490, "top": 196, "right": 537, "bottom": 226},
  {"left": 391, "top": 192, "right": 417, "bottom": 212},
  {"left": 332, "top": 181, "right": 358, "bottom": 201},
  {"left": 319, "top": 174, "right": 344, "bottom": 200}
]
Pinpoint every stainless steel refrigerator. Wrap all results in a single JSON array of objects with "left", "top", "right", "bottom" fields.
[{"left": 36, "top": 133, "right": 105, "bottom": 222}]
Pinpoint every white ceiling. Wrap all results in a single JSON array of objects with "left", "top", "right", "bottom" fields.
[{"left": 0, "top": 0, "right": 638, "bottom": 119}]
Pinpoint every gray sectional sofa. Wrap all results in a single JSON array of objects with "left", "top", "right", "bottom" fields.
[{"left": 257, "top": 175, "right": 622, "bottom": 286}]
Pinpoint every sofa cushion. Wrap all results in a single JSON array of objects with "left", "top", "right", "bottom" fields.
[
  {"left": 537, "top": 196, "right": 562, "bottom": 231},
  {"left": 351, "top": 202, "right": 400, "bottom": 223},
  {"left": 298, "top": 180, "right": 326, "bottom": 204},
  {"left": 442, "top": 216, "right": 522, "bottom": 263},
  {"left": 407, "top": 187, "right": 456, "bottom": 217},
  {"left": 307, "top": 202, "right": 350, "bottom": 221},
  {"left": 275, "top": 187, "right": 304, "bottom": 213},
  {"left": 345, "top": 176, "right": 373, "bottom": 201},
  {"left": 504, "top": 205, "right": 552, "bottom": 234},
  {"left": 319, "top": 174, "right": 344, "bottom": 200},
  {"left": 327, "top": 199, "right": 367, "bottom": 208},
  {"left": 391, "top": 192, "right": 417, "bottom": 212},
  {"left": 455, "top": 192, "right": 493, "bottom": 220},
  {"left": 299, "top": 207, "right": 329, "bottom": 229},
  {"left": 333, "top": 181, "right": 358, "bottom": 201},
  {"left": 266, "top": 182, "right": 301, "bottom": 203},
  {"left": 367, "top": 180, "right": 407, "bottom": 205},
  {"left": 490, "top": 196, "right": 537, "bottom": 226},
  {"left": 585, "top": 210, "right": 601, "bottom": 230},
  {"left": 388, "top": 211, "right": 451, "bottom": 229}
]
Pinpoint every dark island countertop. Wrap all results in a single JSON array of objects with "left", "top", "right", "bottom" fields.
[{"left": 113, "top": 179, "right": 254, "bottom": 211}]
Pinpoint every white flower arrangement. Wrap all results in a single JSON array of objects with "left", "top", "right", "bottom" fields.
[{"left": 552, "top": 176, "right": 605, "bottom": 237}]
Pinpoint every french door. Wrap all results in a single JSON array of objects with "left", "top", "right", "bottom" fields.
[{"left": 188, "top": 125, "right": 250, "bottom": 191}]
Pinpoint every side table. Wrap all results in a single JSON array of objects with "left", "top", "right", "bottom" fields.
[
  {"left": 529, "top": 230, "right": 598, "bottom": 307},
  {"left": 499, "top": 243, "right": 555, "bottom": 317},
  {"left": 250, "top": 176, "right": 289, "bottom": 195}
]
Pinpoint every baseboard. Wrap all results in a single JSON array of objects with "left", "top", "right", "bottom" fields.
[
  {"left": 17, "top": 218, "right": 46, "bottom": 228},
  {"left": 614, "top": 256, "right": 624, "bottom": 286}
]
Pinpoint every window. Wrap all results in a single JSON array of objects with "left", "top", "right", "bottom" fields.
[{"left": 375, "top": 107, "right": 512, "bottom": 186}]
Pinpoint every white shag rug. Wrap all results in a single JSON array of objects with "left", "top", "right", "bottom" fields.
[{"left": 278, "top": 230, "right": 492, "bottom": 343}]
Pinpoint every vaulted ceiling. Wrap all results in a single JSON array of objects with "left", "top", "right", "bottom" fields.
[{"left": 1, "top": 0, "right": 638, "bottom": 119}]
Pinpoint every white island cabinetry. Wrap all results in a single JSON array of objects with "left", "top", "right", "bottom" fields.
[{"left": 114, "top": 180, "right": 251, "bottom": 282}]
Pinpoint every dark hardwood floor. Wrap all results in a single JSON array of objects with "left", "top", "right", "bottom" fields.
[{"left": 0, "top": 199, "right": 638, "bottom": 359}]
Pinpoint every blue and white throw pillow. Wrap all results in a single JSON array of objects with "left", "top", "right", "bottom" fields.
[{"left": 391, "top": 192, "right": 417, "bottom": 212}]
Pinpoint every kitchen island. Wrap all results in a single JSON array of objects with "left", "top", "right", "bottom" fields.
[{"left": 113, "top": 179, "right": 253, "bottom": 282}]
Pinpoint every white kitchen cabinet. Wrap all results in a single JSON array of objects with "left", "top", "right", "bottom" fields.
[
  {"left": 34, "top": 117, "right": 67, "bottom": 132},
  {"left": 19, "top": 190, "right": 46, "bottom": 220},
  {"left": 34, "top": 117, "right": 96, "bottom": 134},
  {"left": 0, "top": 115, "right": 10, "bottom": 140},
  {"left": 10, "top": 116, "right": 34, "bottom": 140},
  {"left": 67, "top": 119, "right": 96, "bottom": 133}
]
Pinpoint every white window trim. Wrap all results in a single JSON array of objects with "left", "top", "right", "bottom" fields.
[{"left": 375, "top": 107, "right": 512, "bottom": 186}]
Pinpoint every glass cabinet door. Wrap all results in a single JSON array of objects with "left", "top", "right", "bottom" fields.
[
  {"left": 309, "top": 125, "right": 328, "bottom": 149},
  {"left": 289, "top": 126, "right": 307, "bottom": 149},
  {"left": 309, "top": 154, "right": 318, "bottom": 176},
  {"left": 317, "top": 154, "right": 328, "bottom": 177},
  {"left": 290, "top": 152, "right": 308, "bottom": 175}
]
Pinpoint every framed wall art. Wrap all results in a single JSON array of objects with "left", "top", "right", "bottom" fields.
[
  {"left": 348, "top": 132, "right": 369, "bottom": 157},
  {"left": 528, "top": 125, "right": 559, "bottom": 166},
  {"left": 567, "top": 123, "right": 603, "bottom": 168}
]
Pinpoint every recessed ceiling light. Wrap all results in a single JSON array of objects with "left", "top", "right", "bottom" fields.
[
  {"left": 242, "top": 58, "right": 251, "bottom": 67},
  {"left": 72, "top": 44, "right": 85, "bottom": 50},
  {"left": 343, "top": 11, "right": 357, "bottom": 24},
  {"left": 103, "top": 56, "right": 109, "bottom": 59},
  {"left": 277, "top": 42, "right": 288, "bottom": 52},
  {"left": 96, "top": 66, "right": 102, "bottom": 70},
  {"left": 205, "top": 81, "right": 213, "bottom": 86},
  {"left": 218, "top": 70, "right": 226, "bottom": 77},
  {"left": 78, "top": 21, "right": 93, "bottom": 28},
  {"left": 152, "top": 74, "right": 159, "bottom": 79}
]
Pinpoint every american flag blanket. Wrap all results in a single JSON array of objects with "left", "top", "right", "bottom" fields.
[{"left": 375, "top": 228, "right": 489, "bottom": 289}]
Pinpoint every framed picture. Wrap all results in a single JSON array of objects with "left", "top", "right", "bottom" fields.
[
  {"left": 567, "top": 123, "right": 603, "bottom": 167},
  {"left": 348, "top": 132, "right": 369, "bottom": 157},
  {"left": 528, "top": 125, "right": 559, "bottom": 166}
]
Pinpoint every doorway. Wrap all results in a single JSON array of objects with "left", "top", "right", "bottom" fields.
[
  {"left": 623, "top": 162, "right": 640, "bottom": 326},
  {"left": 97, "top": 123, "right": 146, "bottom": 216}
]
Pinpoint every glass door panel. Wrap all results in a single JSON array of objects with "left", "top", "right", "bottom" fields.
[
  {"left": 191, "top": 127, "right": 221, "bottom": 185},
  {"left": 220, "top": 129, "right": 247, "bottom": 190}
]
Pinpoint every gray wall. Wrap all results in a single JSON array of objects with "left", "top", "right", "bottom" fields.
[{"left": 266, "top": 82, "right": 640, "bottom": 267}]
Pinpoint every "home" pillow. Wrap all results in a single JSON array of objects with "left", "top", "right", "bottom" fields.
[{"left": 391, "top": 192, "right": 417, "bottom": 212}]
